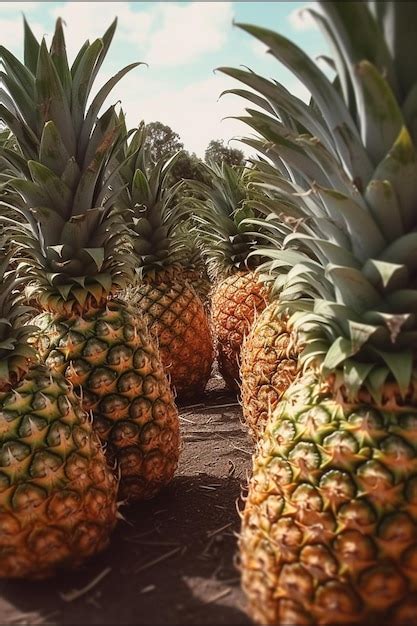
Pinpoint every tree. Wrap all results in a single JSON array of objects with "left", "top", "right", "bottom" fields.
[
  {"left": 142, "top": 123, "right": 247, "bottom": 201},
  {"left": 139, "top": 121, "right": 211, "bottom": 201},
  {"left": 144, "top": 121, "right": 184, "bottom": 163},
  {"left": 204, "top": 139, "right": 245, "bottom": 167}
]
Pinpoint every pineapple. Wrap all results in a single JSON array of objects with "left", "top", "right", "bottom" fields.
[
  {"left": 239, "top": 160, "right": 310, "bottom": 440},
  {"left": 0, "top": 245, "right": 117, "bottom": 579},
  {"left": 189, "top": 163, "right": 269, "bottom": 392},
  {"left": 118, "top": 125, "right": 214, "bottom": 401},
  {"left": 0, "top": 19, "right": 180, "bottom": 502},
  {"left": 221, "top": 2, "right": 417, "bottom": 623},
  {"left": 240, "top": 301, "right": 299, "bottom": 441}
]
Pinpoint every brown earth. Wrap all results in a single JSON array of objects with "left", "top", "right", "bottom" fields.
[{"left": 0, "top": 371, "right": 253, "bottom": 626}]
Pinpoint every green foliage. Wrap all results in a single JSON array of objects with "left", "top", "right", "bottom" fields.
[
  {"left": 204, "top": 139, "right": 245, "bottom": 167},
  {"left": 142, "top": 121, "right": 210, "bottom": 200},
  {"left": 0, "top": 17, "right": 137, "bottom": 303},
  {"left": 219, "top": 2, "right": 417, "bottom": 395},
  {"left": 144, "top": 121, "right": 183, "bottom": 163}
]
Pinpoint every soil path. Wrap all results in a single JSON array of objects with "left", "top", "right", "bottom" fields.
[{"left": 0, "top": 373, "right": 253, "bottom": 625}]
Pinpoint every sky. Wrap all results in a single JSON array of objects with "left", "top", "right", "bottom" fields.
[{"left": 0, "top": 1, "right": 327, "bottom": 157}]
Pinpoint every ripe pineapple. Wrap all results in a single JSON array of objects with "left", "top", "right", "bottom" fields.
[
  {"left": 0, "top": 248, "right": 117, "bottom": 579},
  {"left": 240, "top": 301, "right": 299, "bottom": 441},
  {"left": 118, "top": 125, "right": 214, "bottom": 401},
  {"left": 0, "top": 19, "right": 180, "bottom": 501},
  {"left": 189, "top": 163, "right": 269, "bottom": 392},
  {"left": 239, "top": 159, "right": 311, "bottom": 440},
  {"left": 222, "top": 2, "right": 417, "bottom": 623}
]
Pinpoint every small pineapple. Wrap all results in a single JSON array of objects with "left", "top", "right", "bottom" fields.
[
  {"left": 211, "top": 272, "right": 268, "bottom": 392},
  {"left": 240, "top": 301, "right": 299, "bottom": 441},
  {"left": 189, "top": 163, "right": 269, "bottom": 392},
  {"left": 0, "top": 248, "right": 117, "bottom": 579},
  {"left": 239, "top": 160, "right": 308, "bottom": 439},
  {"left": 222, "top": 2, "right": 417, "bottom": 623},
  {"left": 118, "top": 125, "right": 214, "bottom": 401},
  {"left": 0, "top": 18, "right": 180, "bottom": 502}
]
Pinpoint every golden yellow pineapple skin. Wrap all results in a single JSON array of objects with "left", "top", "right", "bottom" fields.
[
  {"left": 211, "top": 271, "right": 269, "bottom": 392},
  {"left": 33, "top": 300, "right": 180, "bottom": 502},
  {"left": 133, "top": 275, "right": 214, "bottom": 401},
  {"left": 240, "top": 302, "right": 299, "bottom": 441},
  {"left": 240, "top": 373, "right": 417, "bottom": 625},
  {"left": 0, "top": 366, "right": 117, "bottom": 579}
]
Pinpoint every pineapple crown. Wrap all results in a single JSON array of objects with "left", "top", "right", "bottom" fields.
[
  {"left": 0, "top": 17, "right": 140, "bottom": 310},
  {"left": 241, "top": 159, "right": 315, "bottom": 298},
  {"left": 118, "top": 123, "right": 184, "bottom": 280},
  {"left": 219, "top": 2, "right": 417, "bottom": 402},
  {"left": 186, "top": 162, "right": 265, "bottom": 281},
  {"left": 0, "top": 128, "right": 21, "bottom": 213},
  {"left": 172, "top": 219, "right": 207, "bottom": 274}
]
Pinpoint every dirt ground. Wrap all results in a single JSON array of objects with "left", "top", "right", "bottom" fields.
[{"left": 0, "top": 371, "right": 253, "bottom": 625}]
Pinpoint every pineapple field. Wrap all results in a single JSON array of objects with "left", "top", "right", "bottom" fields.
[{"left": 2, "top": 1, "right": 417, "bottom": 625}]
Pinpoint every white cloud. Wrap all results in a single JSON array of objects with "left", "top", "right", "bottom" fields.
[
  {"left": 101, "top": 69, "right": 250, "bottom": 157},
  {"left": 0, "top": 3, "right": 151, "bottom": 60},
  {"left": 0, "top": 17, "right": 45, "bottom": 52},
  {"left": 0, "top": 2, "right": 39, "bottom": 12},
  {"left": 146, "top": 2, "right": 234, "bottom": 67},
  {"left": 50, "top": 2, "right": 153, "bottom": 62},
  {"left": 50, "top": 2, "right": 234, "bottom": 68},
  {"left": 250, "top": 38, "right": 268, "bottom": 58},
  {"left": 286, "top": 77, "right": 310, "bottom": 103},
  {"left": 288, "top": 3, "right": 317, "bottom": 32}
]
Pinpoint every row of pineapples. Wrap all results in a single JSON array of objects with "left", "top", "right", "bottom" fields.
[
  {"left": 2, "top": 4, "right": 415, "bottom": 623},
  {"left": 215, "top": 1, "right": 417, "bottom": 624},
  {"left": 0, "top": 17, "right": 207, "bottom": 579},
  {"left": 0, "top": 15, "right": 274, "bottom": 580},
  {"left": 0, "top": 18, "right": 186, "bottom": 579}
]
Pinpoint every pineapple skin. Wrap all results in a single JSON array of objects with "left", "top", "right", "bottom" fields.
[
  {"left": 33, "top": 300, "right": 180, "bottom": 502},
  {"left": 0, "top": 365, "right": 118, "bottom": 579},
  {"left": 240, "top": 373, "right": 417, "bottom": 625},
  {"left": 211, "top": 271, "right": 269, "bottom": 392},
  {"left": 240, "top": 302, "right": 299, "bottom": 441},
  {"left": 132, "top": 274, "right": 214, "bottom": 401}
]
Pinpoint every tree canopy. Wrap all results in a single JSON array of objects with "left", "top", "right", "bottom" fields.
[
  {"left": 144, "top": 121, "right": 183, "bottom": 163},
  {"left": 142, "top": 122, "right": 245, "bottom": 197},
  {"left": 204, "top": 139, "right": 245, "bottom": 167}
]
